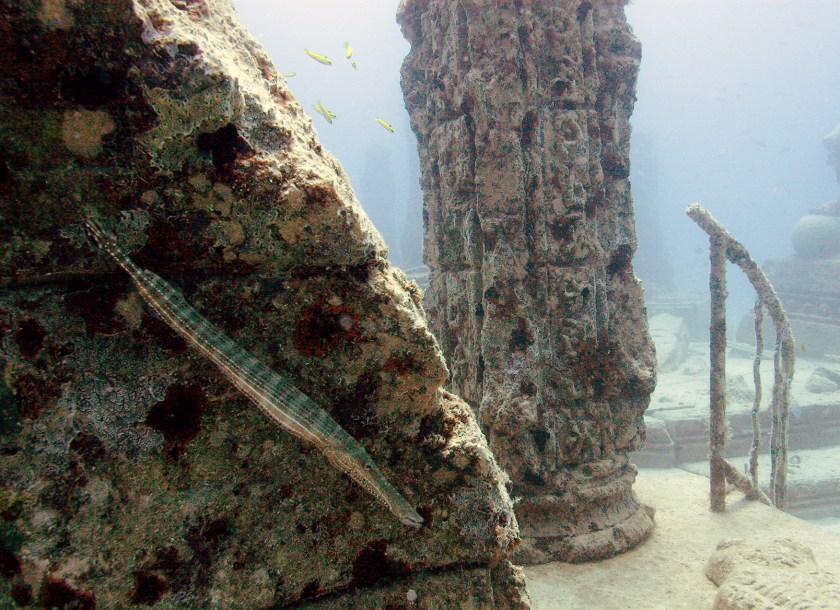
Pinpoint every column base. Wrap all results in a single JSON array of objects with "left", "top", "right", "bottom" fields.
[{"left": 511, "top": 459, "right": 656, "bottom": 565}]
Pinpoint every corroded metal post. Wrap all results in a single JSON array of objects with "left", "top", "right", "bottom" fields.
[
  {"left": 750, "top": 300, "right": 764, "bottom": 492},
  {"left": 709, "top": 233, "right": 728, "bottom": 511},
  {"left": 687, "top": 202, "right": 793, "bottom": 510}
]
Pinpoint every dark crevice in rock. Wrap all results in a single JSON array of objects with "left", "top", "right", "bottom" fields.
[
  {"left": 129, "top": 570, "right": 168, "bottom": 606},
  {"left": 332, "top": 372, "right": 381, "bottom": 439},
  {"left": 282, "top": 559, "right": 491, "bottom": 609},
  {"left": 14, "top": 318, "right": 46, "bottom": 359},
  {"left": 40, "top": 576, "right": 97, "bottom": 610},
  {"left": 60, "top": 66, "right": 128, "bottom": 107},
  {"left": 145, "top": 383, "right": 207, "bottom": 460},
  {"left": 350, "top": 539, "right": 411, "bottom": 588},
  {"left": 576, "top": 1, "right": 593, "bottom": 24},
  {"left": 196, "top": 123, "right": 252, "bottom": 175}
]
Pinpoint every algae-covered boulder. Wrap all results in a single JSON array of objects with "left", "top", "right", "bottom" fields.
[{"left": 0, "top": 0, "right": 528, "bottom": 607}]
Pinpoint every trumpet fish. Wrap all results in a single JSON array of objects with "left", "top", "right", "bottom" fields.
[{"left": 85, "top": 219, "right": 423, "bottom": 528}]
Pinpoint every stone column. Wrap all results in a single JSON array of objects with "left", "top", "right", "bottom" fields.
[{"left": 399, "top": 0, "right": 656, "bottom": 564}]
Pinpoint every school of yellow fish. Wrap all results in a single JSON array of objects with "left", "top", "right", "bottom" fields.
[{"left": 298, "top": 42, "right": 394, "bottom": 133}]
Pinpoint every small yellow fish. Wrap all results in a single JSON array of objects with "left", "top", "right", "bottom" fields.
[
  {"left": 304, "top": 49, "right": 333, "bottom": 65},
  {"left": 279, "top": 71, "right": 297, "bottom": 79},
  {"left": 344, "top": 41, "right": 353, "bottom": 59},
  {"left": 312, "top": 100, "right": 337, "bottom": 124},
  {"left": 351, "top": 60, "right": 359, "bottom": 71},
  {"left": 375, "top": 117, "right": 395, "bottom": 133}
]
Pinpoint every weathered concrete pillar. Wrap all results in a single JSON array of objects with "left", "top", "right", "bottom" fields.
[
  {"left": 399, "top": 0, "right": 657, "bottom": 564},
  {"left": 0, "top": 0, "right": 531, "bottom": 606}
]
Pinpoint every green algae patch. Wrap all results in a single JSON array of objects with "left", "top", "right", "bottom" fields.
[{"left": 139, "top": 78, "right": 245, "bottom": 173}]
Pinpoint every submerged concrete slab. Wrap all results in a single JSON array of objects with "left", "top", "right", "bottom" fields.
[{"left": 636, "top": 341, "right": 840, "bottom": 466}]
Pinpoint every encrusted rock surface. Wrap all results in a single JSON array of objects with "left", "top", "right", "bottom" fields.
[
  {"left": 0, "top": 1, "right": 529, "bottom": 607},
  {"left": 706, "top": 537, "right": 840, "bottom": 610},
  {"left": 398, "top": 0, "right": 656, "bottom": 564}
]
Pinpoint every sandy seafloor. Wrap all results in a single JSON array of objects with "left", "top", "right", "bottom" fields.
[
  {"left": 523, "top": 338, "right": 840, "bottom": 608},
  {"left": 645, "top": 339, "right": 840, "bottom": 525},
  {"left": 523, "top": 468, "right": 840, "bottom": 609}
]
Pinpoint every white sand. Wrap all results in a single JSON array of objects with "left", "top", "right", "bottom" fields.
[{"left": 523, "top": 468, "right": 840, "bottom": 609}]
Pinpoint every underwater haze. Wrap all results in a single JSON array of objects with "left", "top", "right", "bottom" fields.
[
  {"left": 232, "top": 0, "right": 422, "bottom": 268},
  {"left": 627, "top": 0, "right": 840, "bottom": 314},
  {"left": 233, "top": 0, "right": 840, "bottom": 319}
]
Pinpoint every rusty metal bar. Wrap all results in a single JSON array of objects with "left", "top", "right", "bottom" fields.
[{"left": 686, "top": 202, "right": 794, "bottom": 511}]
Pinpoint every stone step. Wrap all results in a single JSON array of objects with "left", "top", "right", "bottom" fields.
[
  {"left": 634, "top": 400, "right": 840, "bottom": 467},
  {"left": 678, "top": 446, "right": 840, "bottom": 521}
]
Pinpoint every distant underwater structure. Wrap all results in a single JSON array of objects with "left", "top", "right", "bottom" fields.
[{"left": 753, "top": 120, "right": 840, "bottom": 359}]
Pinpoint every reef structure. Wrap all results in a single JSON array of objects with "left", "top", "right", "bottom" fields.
[
  {"left": 398, "top": 0, "right": 657, "bottom": 564},
  {"left": 0, "top": 0, "right": 530, "bottom": 607}
]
